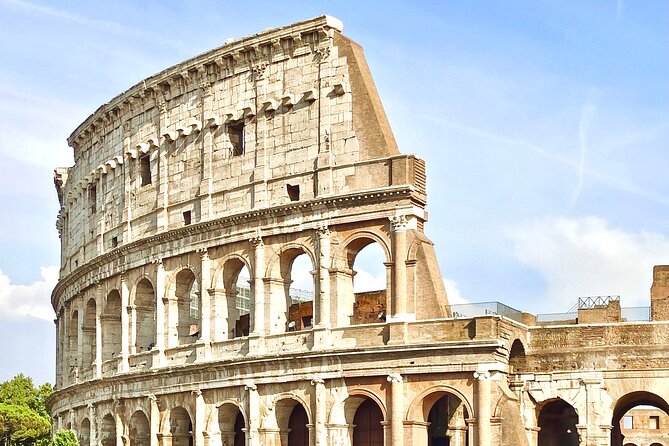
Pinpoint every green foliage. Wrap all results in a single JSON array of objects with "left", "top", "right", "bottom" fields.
[
  {"left": 0, "top": 375, "right": 53, "bottom": 446},
  {"left": 53, "top": 429, "right": 78, "bottom": 446}
]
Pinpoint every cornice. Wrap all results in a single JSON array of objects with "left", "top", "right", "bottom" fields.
[{"left": 51, "top": 185, "right": 418, "bottom": 308}]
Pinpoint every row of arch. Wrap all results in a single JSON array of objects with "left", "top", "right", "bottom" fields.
[
  {"left": 71, "top": 390, "right": 470, "bottom": 446},
  {"left": 536, "top": 390, "right": 669, "bottom": 446},
  {"left": 60, "top": 234, "right": 389, "bottom": 376}
]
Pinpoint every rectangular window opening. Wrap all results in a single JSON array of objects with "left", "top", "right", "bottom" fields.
[
  {"left": 183, "top": 210, "right": 192, "bottom": 226},
  {"left": 301, "top": 315, "right": 313, "bottom": 328},
  {"left": 111, "top": 236, "right": 118, "bottom": 248},
  {"left": 229, "top": 121, "right": 244, "bottom": 156},
  {"left": 650, "top": 415, "right": 660, "bottom": 429},
  {"left": 622, "top": 415, "right": 633, "bottom": 430},
  {"left": 287, "top": 184, "right": 300, "bottom": 201},
  {"left": 139, "top": 153, "right": 152, "bottom": 186}
]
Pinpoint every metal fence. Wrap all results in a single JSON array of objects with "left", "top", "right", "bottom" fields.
[{"left": 448, "top": 302, "right": 523, "bottom": 323}]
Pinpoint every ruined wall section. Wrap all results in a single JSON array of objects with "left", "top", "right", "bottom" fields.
[{"left": 54, "top": 16, "right": 410, "bottom": 280}]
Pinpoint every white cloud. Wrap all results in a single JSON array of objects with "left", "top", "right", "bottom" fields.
[
  {"left": 353, "top": 266, "right": 386, "bottom": 293},
  {"left": 0, "top": 266, "right": 57, "bottom": 321},
  {"left": 508, "top": 216, "right": 669, "bottom": 312},
  {"left": 443, "top": 278, "right": 469, "bottom": 306}
]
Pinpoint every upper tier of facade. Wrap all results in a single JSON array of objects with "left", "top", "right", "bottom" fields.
[{"left": 52, "top": 15, "right": 424, "bottom": 305}]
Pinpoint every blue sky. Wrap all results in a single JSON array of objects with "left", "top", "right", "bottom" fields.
[{"left": 0, "top": 0, "right": 667, "bottom": 384}]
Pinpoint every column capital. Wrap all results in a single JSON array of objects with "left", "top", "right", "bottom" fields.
[
  {"left": 474, "top": 371, "right": 491, "bottom": 380},
  {"left": 387, "top": 373, "right": 403, "bottom": 383},
  {"left": 153, "top": 258, "right": 164, "bottom": 267},
  {"left": 192, "top": 389, "right": 202, "bottom": 397},
  {"left": 390, "top": 215, "right": 409, "bottom": 232},
  {"left": 250, "top": 236, "right": 263, "bottom": 248},
  {"left": 148, "top": 393, "right": 158, "bottom": 403},
  {"left": 317, "top": 224, "right": 330, "bottom": 237},
  {"left": 244, "top": 381, "right": 257, "bottom": 391},
  {"left": 311, "top": 376, "right": 325, "bottom": 385},
  {"left": 197, "top": 247, "right": 209, "bottom": 260}
]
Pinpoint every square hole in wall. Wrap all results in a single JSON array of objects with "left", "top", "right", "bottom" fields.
[
  {"left": 183, "top": 210, "right": 192, "bottom": 226},
  {"left": 287, "top": 184, "right": 300, "bottom": 201}
]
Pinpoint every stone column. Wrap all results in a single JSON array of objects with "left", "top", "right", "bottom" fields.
[
  {"left": 194, "top": 390, "right": 205, "bottom": 446},
  {"left": 95, "top": 285, "right": 103, "bottom": 378},
  {"left": 210, "top": 289, "right": 227, "bottom": 342},
  {"left": 316, "top": 227, "right": 331, "bottom": 327},
  {"left": 149, "top": 395, "right": 160, "bottom": 446},
  {"left": 250, "top": 237, "right": 265, "bottom": 335},
  {"left": 120, "top": 275, "right": 130, "bottom": 372},
  {"left": 199, "top": 249, "right": 211, "bottom": 345},
  {"left": 245, "top": 383, "right": 259, "bottom": 446},
  {"left": 474, "top": 371, "right": 491, "bottom": 446},
  {"left": 114, "top": 400, "right": 125, "bottom": 446},
  {"left": 55, "top": 315, "right": 61, "bottom": 387},
  {"left": 154, "top": 260, "right": 166, "bottom": 366},
  {"left": 129, "top": 304, "right": 137, "bottom": 355},
  {"left": 77, "top": 303, "right": 84, "bottom": 379},
  {"left": 312, "top": 377, "right": 327, "bottom": 446},
  {"left": 387, "top": 373, "right": 404, "bottom": 446},
  {"left": 88, "top": 404, "right": 97, "bottom": 446},
  {"left": 390, "top": 216, "right": 408, "bottom": 319}
]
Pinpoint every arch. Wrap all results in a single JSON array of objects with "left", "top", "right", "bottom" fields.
[
  {"left": 650, "top": 443, "right": 663, "bottom": 446},
  {"left": 508, "top": 338, "right": 527, "bottom": 374},
  {"left": 129, "top": 410, "right": 150, "bottom": 446},
  {"left": 79, "top": 418, "right": 91, "bottom": 446},
  {"left": 340, "top": 231, "right": 392, "bottom": 265},
  {"left": 169, "top": 406, "right": 193, "bottom": 446},
  {"left": 133, "top": 277, "right": 156, "bottom": 353},
  {"left": 352, "top": 397, "right": 384, "bottom": 446},
  {"left": 173, "top": 268, "right": 200, "bottom": 345},
  {"left": 82, "top": 298, "right": 96, "bottom": 369},
  {"left": 102, "top": 290, "right": 122, "bottom": 362},
  {"left": 100, "top": 413, "right": 116, "bottom": 446},
  {"left": 611, "top": 392, "right": 669, "bottom": 446},
  {"left": 218, "top": 401, "right": 246, "bottom": 446},
  {"left": 406, "top": 385, "right": 473, "bottom": 424},
  {"left": 266, "top": 244, "right": 317, "bottom": 334},
  {"left": 220, "top": 256, "right": 252, "bottom": 339},
  {"left": 537, "top": 398, "right": 579, "bottom": 446},
  {"left": 340, "top": 235, "right": 389, "bottom": 326},
  {"left": 68, "top": 310, "right": 79, "bottom": 368}
]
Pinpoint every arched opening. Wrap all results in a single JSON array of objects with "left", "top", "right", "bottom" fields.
[
  {"left": 169, "top": 407, "right": 193, "bottom": 446},
  {"left": 348, "top": 239, "right": 388, "bottom": 325},
  {"left": 175, "top": 269, "right": 200, "bottom": 345},
  {"left": 612, "top": 391, "right": 669, "bottom": 446},
  {"left": 68, "top": 310, "right": 79, "bottom": 370},
  {"left": 274, "top": 398, "right": 310, "bottom": 446},
  {"left": 426, "top": 393, "right": 469, "bottom": 446},
  {"left": 508, "top": 339, "right": 527, "bottom": 375},
  {"left": 218, "top": 403, "right": 246, "bottom": 446},
  {"left": 271, "top": 249, "right": 315, "bottom": 334},
  {"left": 222, "top": 258, "right": 251, "bottom": 339},
  {"left": 102, "top": 290, "right": 122, "bottom": 362},
  {"left": 352, "top": 398, "right": 384, "bottom": 446},
  {"left": 79, "top": 418, "right": 91, "bottom": 446},
  {"left": 82, "top": 299, "right": 96, "bottom": 370},
  {"left": 134, "top": 278, "right": 156, "bottom": 353},
  {"left": 129, "top": 410, "right": 150, "bottom": 446},
  {"left": 100, "top": 413, "right": 116, "bottom": 446},
  {"left": 287, "top": 403, "right": 309, "bottom": 446},
  {"left": 537, "top": 399, "right": 579, "bottom": 446}
]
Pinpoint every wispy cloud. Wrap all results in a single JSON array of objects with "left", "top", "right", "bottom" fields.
[
  {"left": 0, "top": 266, "right": 57, "bottom": 321},
  {"left": 570, "top": 88, "right": 597, "bottom": 208},
  {"left": 427, "top": 116, "right": 669, "bottom": 207},
  {"left": 508, "top": 216, "right": 669, "bottom": 311},
  {"left": 0, "top": 0, "right": 187, "bottom": 51},
  {"left": 444, "top": 279, "right": 469, "bottom": 305}
]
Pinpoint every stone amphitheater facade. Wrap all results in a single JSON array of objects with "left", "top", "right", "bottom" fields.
[{"left": 48, "top": 15, "right": 669, "bottom": 446}]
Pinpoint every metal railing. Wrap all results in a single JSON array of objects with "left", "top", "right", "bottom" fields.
[{"left": 448, "top": 302, "right": 523, "bottom": 323}]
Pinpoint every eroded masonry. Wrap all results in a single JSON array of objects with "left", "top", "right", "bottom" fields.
[{"left": 49, "top": 15, "right": 669, "bottom": 446}]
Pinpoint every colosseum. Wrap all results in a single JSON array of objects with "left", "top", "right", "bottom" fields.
[{"left": 49, "top": 15, "right": 669, "bottom": 446}]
